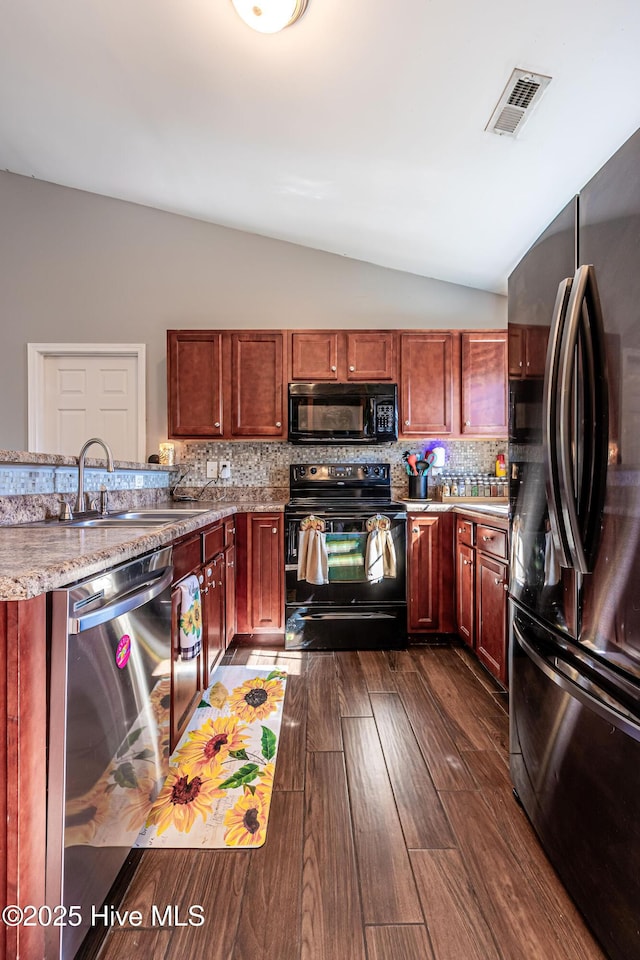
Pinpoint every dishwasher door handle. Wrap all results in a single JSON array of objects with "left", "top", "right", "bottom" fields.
[{"left": 69, "top": 565, "right": 174, "bottom": 634}]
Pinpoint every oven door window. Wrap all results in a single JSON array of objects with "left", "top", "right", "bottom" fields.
[{"left": 287, "top": 515, "right": 406, "bottom": 603}]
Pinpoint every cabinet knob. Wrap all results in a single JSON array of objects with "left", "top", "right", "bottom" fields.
[
  {"left": 482, "top": 535, "right": 494, "bottom": 542},
  {"left": 228, "top": 561, "right": 234, "bottom": 568},
  {"left": 465, "top": 419, "right": 471, "bottom": 426},
  {"left": 504, "top": 583, "right": 508, "bottom": 591},
  {"left": 331, "top": 365, "right": 337, "bottom": 371},
  {"left": 207, "top": 567, "right": 212, "bottom": 576},
  {"left": 526, "top": 361, "right": 530, "bottom": 367},
  {"left": 412, "top": 527, "right": 419, "bottom": 534},
  {"left": 494, "top": 578, "right": 505, "bottom": 587},
  {"left": 405, "top": 420, "right": 410, "bottom": 426},
  {"left": 272, "top": 527, "right": 278, "bottom": 534},
  {"left": 463, "top": 559, "right": 469, "bottom": 565},
  {"left": 214, "top": 421, "right": 220, "bottom": 427},
  {"left": 275, "top": 421, "right": 282, "bottom": 427},
  {"left": 349, "top": 365, "right": 355, "bottom": 372},
  {"left": 519, "top": 361, "right": 523, "bottom": 367}
]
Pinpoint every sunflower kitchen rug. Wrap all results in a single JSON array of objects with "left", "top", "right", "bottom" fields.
[{"left": 134, "top": 665, "right": 287, "bottom": 849}]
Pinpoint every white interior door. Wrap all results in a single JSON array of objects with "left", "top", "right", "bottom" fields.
[{"left": 28, "top": 344, "right": 146, "bottom": 461}]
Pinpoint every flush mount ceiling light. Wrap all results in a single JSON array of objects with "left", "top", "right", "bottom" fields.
[{"left": 231, "top": 0, "right": 308, "bottom": 33}]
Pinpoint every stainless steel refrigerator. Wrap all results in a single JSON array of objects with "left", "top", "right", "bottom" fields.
[{"left": 508, "top": 125, "right": 640, "bottom": 960}]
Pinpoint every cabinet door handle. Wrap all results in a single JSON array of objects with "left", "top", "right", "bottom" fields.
[
  {"left": 482, "top": 535, "right": 494, "bottom": 542},
  {"left": 494, "top": 578, "right": 507, "bottom": 588},
  {"left": 331, "top": 365, "right": 337, "bottom": 371},
  {"left": 349, "top": 365, "right": 355, "bottom": 372},
  {"left": 463, "top": 559, "right": 469, "bottom": 565},
  {"left": 465, "top": 419, "right": 471, "bottom": 426},
  {"left": 405, "top": 420, "right": 410, "bottom": 426},
  {"left": 275, "top": 421, "right": 282, "bottom": 427},
  {"left": 272, "top": 527, "right": 278, "bottom": 534},
  {"left": 412, "top": 527, "right": 419, "bottom": 534},
  {"left": 214, "top": 421, "right": 220, "bottom": 427},
  {"left": 228, "top": 561, "right": 234, "bottom": 568}
]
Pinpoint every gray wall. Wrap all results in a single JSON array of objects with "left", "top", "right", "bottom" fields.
[{"left": 0, "top": 171, "right": 506, "bottom": 455}]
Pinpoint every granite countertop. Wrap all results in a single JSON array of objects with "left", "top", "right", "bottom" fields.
[
  {"left": 402, "top": 499, "right": 509, "bottom": 519},
  {"left": 0, "top": 500, "right": 286, "bottom": 602}
]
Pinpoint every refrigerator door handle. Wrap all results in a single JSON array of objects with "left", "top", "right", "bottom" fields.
[
  {"left": 514, "top": 624, "right": 640, "bottom": 741},
  {"left": 557, "top": 265, "right": 608, "bottom": 574},
  {"left": 542, "top": 276, "right": 573, "bottom": 565}
]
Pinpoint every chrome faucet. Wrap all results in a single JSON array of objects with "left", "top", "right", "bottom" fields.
[{"left": 75, "top": 438, "right": 115, "bottom": 513}]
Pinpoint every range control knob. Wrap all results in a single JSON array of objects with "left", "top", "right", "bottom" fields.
[
  {"left": 373, "top": 466, "right": 380, "bottom": 475},
  {"left": 362, "top": 465, "right": 369, "bottom": 474},
  {"left": 310, "top": 467, "right": 317, "bottom": 475},
  {"left": 298, "top": 466, "right": 306, "bottom": 476}
]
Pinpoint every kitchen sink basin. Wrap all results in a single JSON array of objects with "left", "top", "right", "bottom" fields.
[{"left": 8, "top": 508, "right": 213, "bottom": 529}]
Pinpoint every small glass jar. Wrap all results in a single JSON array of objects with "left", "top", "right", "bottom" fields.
[
  {"left": 470, "top": 476, "right": 479, "bottom": 497},
  {"left": 458, "top": 476, "right": 466, "bottom": 497},
  {"left": 441, "top": 475, "right": 451, "bottom": 498},
  {"left": 483, "top": 475, "right": 492, "bottom": 497},
  {"left": 490, "top": 477, "right": 499, "bottom": 497},
  {"left": 451, "top": 477, "right": 459, "bottom": 497}
]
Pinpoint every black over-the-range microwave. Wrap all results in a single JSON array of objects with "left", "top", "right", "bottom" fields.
[{"left": 288, "top": 382, "right": 398, "bottom": 444}]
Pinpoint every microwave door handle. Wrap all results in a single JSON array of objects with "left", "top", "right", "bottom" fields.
[{"left": 543, "top": 276, "right": 573, "bottom": 566}]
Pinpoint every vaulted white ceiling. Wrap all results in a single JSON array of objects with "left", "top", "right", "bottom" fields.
[{"left": 2, "top": 0, "right": 640, "bottom": 294}]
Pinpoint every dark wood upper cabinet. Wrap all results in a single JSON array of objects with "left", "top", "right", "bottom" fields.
[
  {"left": 291, "top": 331, "right": 340, "bottom": 380},
  {"left": 345, "top": 332, "right": 396, "bottom": 380},
  {"left": 400, "top": 332, "right": 455, "bottom": 436},
  {"left": 167, "top": 330, "right": 223, "bottom": 438},
  {"left": 229, "top": 332, "right": 286, "bottom": 438},
  {"left": 460, "top": 332, "right": 508, "bottom": 436},
  {"left": 509, "top": 324, "right": 548, "bottom": 379},
  {"left": 290, "top": 331, "right": 397, "bottom": 382}
]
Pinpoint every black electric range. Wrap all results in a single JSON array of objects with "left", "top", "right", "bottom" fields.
[{"left": 284, "top": 463, "right": 407, "bottom": 650}]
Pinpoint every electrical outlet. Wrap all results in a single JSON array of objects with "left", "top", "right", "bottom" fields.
[
  {"left": 206, "top": 460, "right": 218, "bottom": 479},
  {"left": 219, "top": 460, "right": 231, "bottom": 480},
  {"left": 134, "top": 474, "right": 144, "bottom": 489}
]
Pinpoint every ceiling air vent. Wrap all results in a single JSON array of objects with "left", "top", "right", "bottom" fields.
[{"left": 486, "top": 68, "right": 552, "bottom": 137}]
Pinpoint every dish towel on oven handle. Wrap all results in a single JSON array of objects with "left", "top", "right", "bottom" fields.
[
  {"left": 297, "top": 528, "right": 329, "bottom": 585},
  {"left": 366, "top": 529, "right": 397, "bottom": 582},
  {"left": 178, "top": 574, "right": 202, "bottom": 660}
]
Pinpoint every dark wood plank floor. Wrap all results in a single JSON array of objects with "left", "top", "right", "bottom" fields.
[{"left": 95, "top": 642, "right": 607, "bottom": 960}]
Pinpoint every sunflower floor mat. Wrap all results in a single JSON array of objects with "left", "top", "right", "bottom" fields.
[{"left": 134, "top": 665, "right": 287, "bottom": 849}]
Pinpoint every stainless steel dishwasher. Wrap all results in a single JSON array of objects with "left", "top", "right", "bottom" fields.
[{"left": 47, "top": 547, "right": 173, "bottom": 960}]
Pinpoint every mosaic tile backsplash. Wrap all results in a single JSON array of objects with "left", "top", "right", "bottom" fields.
[
  {"left": 175, "top": 439, "right": 509, "bottom": 497},
  {"left": 0, "top": 465, "right": 172, "bottom": 496}
]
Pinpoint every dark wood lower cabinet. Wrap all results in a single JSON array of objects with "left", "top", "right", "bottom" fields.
[
  {"left": 236, "top": 513, "right": 284, "bottom": 634},
  {"left": 475, "top": 552, "right": 508, "bottom": 685},
  {"left": 456, "top": 542, "right": 475, "bottom": 646},
  {"left": 453, "top": 514, "right": 509, "bottom": 686},
  {"left": 407, "top": 514, "right": 455, "bottom": 635}
]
